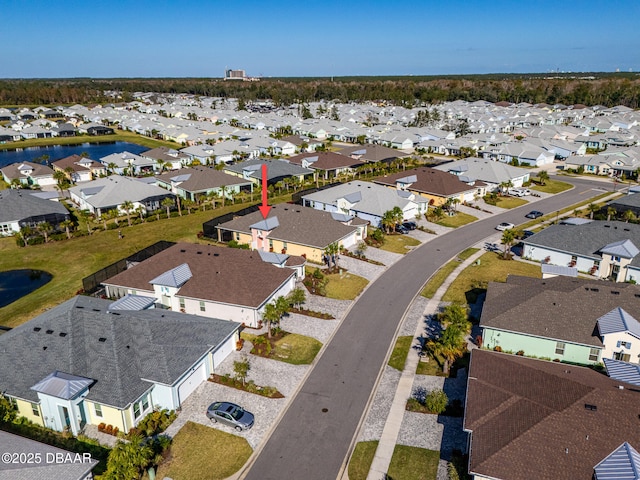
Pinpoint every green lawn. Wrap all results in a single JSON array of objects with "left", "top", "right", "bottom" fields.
[
  {"left": 348, "top": 441, "right": 379, "bottom": 480},
  {"left": 531, "top": 179, "right": 572, "bottom": 194},
  {"left": 435, "top": 211, "right": 477, "bottom": 228},
  {"left": 495, "top": 196, "right": 528, "bottom": 209},
  {"left": 442, "top": 252, "right": 541, "bottom": 304},
  {"left": 0, "top": 130, "right": 179, "bottom": 151},
  {"left": 387, "top": 445, "right": 440, "bottom": 480},
  {"left": 378, "top": 234, "right": 421, "bottom": 254},
  {"left": 416, "top": 354, "right": 446, "bottom": 376},
  {"left": 420, "top": 248, "right": 480, "bottom": 299},
  {"left": 274, "top": 333, "right": 322, "bottom": 365},
  {"left": 0, "top": 201, "right": 263, "bottom": 328},
  {"left": 324, "top": 270, "right": 369, "bottom": 300},
  {"left": 155, "top": 422, "right": 252, "bottom": 480},
  {"left": 388, "top": 336, "right": 413, "bottom": 371}
]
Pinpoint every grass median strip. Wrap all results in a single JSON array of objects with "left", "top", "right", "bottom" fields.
[
  {"left": 420, "top": 248, "right": 479, "bottom": 299},
  {"left": 348, "top": 441, "right": 379, "bottom": 480},
  {"left": 388, "top": 336, "right": 413, "bottom": 371},
  {"left": 387, "top": 445, "right": 440, "bottom": 480},
  {"left": 435, "top": 211, "right": 477, "bottom": 228}
]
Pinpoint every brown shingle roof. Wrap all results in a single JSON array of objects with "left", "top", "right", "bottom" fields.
[
  {"left": 337, "top": 144, "right": 410, "bottom": 163},
  {"left": 102, "top": 243, "right": 294, "bottom": 308},
  {"left": 465, "top": 349, "right": 640, "bottom": 480},
  {"left": 480, "top": 275, "right": 640, "bottom": 346},
  {"left": 373, "top": 167, "right": 482, "bottom": 197},
  {"left": 217, "top": 204, "right": 361, "bottom": 249},
  {"left": 156, "top": 166, "right": 252, "bottom": 193},
  {"left": 287, "top": 152, "right": 365, "bottom": 171},
  {"left": 52, "top": 154, "right": 103, "bottom": 172}
]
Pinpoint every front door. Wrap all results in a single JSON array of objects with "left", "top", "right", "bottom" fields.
[{"left": 59, "top": 406, "right": 71, "bottom": 430}]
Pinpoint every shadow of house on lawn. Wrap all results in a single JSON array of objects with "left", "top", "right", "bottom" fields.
[{"left": 437, "top": 372, "right": 469, "bottom": 461}]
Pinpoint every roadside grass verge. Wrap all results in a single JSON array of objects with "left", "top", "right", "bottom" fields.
[
  {"left": 388, "top": 336, "right": 414, "bottom": 371},
  {"left": 378, "top": 234, "right": 421, "bottom": 254},
  {"left": 442, "top": 252, "right": 541, "bottom": 304},
  {"left": 348, "top": 441, "right": 379, "bottom": 480},
  {"left": 530, "top": 179, "right": 572, "bottom": 194},
  {"left": 387, "top": 445, "right": 440, "bottom": 480},
  {"left": 495, "top": 196, "right": 528, "bottom": 209},
  {"left": 155, "top": 422, "right": 252, "bottom": 480},
  {"left": 240, "top": 331, "right": 322, "bottom": 365},
  {"left": 325, "top": 271, "right": 369, "bottom": 300},
  {"left": 420, "top": 248, "right": 480, "bottom": 299},
  {"left": 435, "top": 212, "right": 477, "bottom": 228}
]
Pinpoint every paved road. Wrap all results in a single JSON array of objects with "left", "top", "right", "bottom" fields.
[{"left": 241, "top": 176, "right": 612, "bottom": 480}]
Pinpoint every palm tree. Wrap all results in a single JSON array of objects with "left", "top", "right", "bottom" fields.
[
  {"left": 220, "top": 186, "right": 228, "bottom": 208},
  {"left": 182, "top": 197, "right": 195, "bottom": 214},
  {"left": 100, "top": 210, "right": 112, "bottom": 230},
  {"left": 121, "top": 200, "right": 134, "bottom": 227},
  {"left": 161, "top": 197, "right": 174, "bottom": 219},
  {"left": 262, "top": 302, "right": 280, "bottom": 339},
  {"left": 53, "top": 170, "right": 67, "bottom": 192},
  {"left": 588, "top": 203, "right": 599, "bottom": 220},
  {"left": 106, "top": 162, "right": 118, "bottom": 176},
  {"left": 381, "top": 210, "right": 396, "bottom": 234},
  {"left": 623, "top": 209, "right": 636, "bottom": 223},
  {"left": 176, "top": 196, "right": 182, "bottom": 216},
  {"left": 19, "top": 225, "right": 33, "bottom": 247},
  {"left": 287, "top": 287, "right": 306, "bottom": 310},
  {"left": 324, "top": 242, "right": 340, "bottom": 269},
  {"left": 135, "top": 206, "right": 146, "bottom": 223},
  {"left": 426, "top": 327, "right": 466, "bottom": 375},
  {"left": 501, "top": 228, "right": 515, "bottom": 260},
  {"left": 60, "top": 219, "right": 74, "bottom": 239},
  {"left": 38, "top": 222, "right": 53, "bottom": 243},
  {"left": 607, "top": 207, "right": 617, "bottom": 221},
  {"left": 78, "top": 210, "right": 93, "bottom": 235},
  {"left": 537, "top": 170, "right": 549, "bottom": 186}
]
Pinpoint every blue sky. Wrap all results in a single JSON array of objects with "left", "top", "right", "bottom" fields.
[{"left": 2, "top": 0, "right": 639, "bottom": 78}]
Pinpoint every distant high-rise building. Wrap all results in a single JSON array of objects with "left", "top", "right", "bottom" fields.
[{"left": 225, "top": 69, "right": 246, "bottom": 80}]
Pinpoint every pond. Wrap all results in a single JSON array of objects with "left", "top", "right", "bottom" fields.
[
  {"left": 0, "top": 269, "right": 53, "bottom": 308},
  {"left": 0, "top": 141, "right": 148, "bottom": 168}
]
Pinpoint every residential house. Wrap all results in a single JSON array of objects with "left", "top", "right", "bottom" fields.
[
  {"left": 102, "top": 242, "right": 297, "bottom": 328},
  {"left": 432, "top": 158, "right": 531, "bottom": 191},
  {"left": 301, "top": 180, "right": 429, "bottom": 227},
  {"left": 464, "top": 349, "right": 640, "bottom": 480},
  {"left": 373, "top": 167, "right": 486, "bottom": 206},
  {"left": 336, "top": 144, "right": 411, "bottom": 165},
  {"left": 224, "top": 158, "right": 314, "bottom": 187},
  {"left": 141, "top": 147, "right": 191, "bottom": 171},
  {"left": 51, "top": 122, "right": 77, "bottom": 138},
  {"left": 609, "top": 193, "right": 640, "bottom": 218},
  {"left": 156, "top": 166, "right": 253, "bottom": 202},
  {"left": 215, "top": 204, "right": 367, "bottom": 263},
  {"left": 100, "top": 151, "right": 156, "bottom": 176},
  {"left": 523, "top": 220, "right": 640, "bottom": 282},
  {"left": 0, "top": 125, "right": 22, "bottom": 142},
  {"left": 480, "top": 275, "right": 640, "bottom": 365},
  {"left": 1, "top": 161, "right": 56, "bottom": 188},
  {"left": 69, "top": 175, "right": 175, "bottom": 217},
  {"left": 52, "top": 155, "right": 106, "bottom": 183},
  {"left": 287, "top": 151, "right": 365, "bottom": 181},
  {"left": 0, "top": 189, "right": 70, "bottom": 236},
  {"left": 564, "top": 154, "right": 640, "bottom": 177},
  {"left": 0, "top": 296, "right": 240, "bottom": 435}
]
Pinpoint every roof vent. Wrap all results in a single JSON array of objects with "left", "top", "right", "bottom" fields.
[
  {"left": 111, "top": 312, "right": 120, "bottom": 316},
  {"left": 33, "top": 327, "right": 41, "bottom": 332},
  {"left": 43, "top": 346, "right": 47, "bottom": 350},
  {"left": 214, "top": 253, "right": 219, "bottom": 257},
  {"left": 197, "top": 251, "right": 202, "bottom": 254},
  {"left": 98, "top": 337, "right": 106, "bottom": 343},
  {"left": 590, "top": 288, "right": 599, "bottom": 292},
  {"left": 624, "top": 228, "right": 630, "bottom": 232},
  {"left": 611, "top": 291, "right": 620, "bottom": 295},
  {"left": 75, "top": 305, "right": 84, "bottom": 309},
  {"left": 46, "top": 330, "right": 53, "bottom": 335},
  {"left": 92, "top": 308, "right": 100, "bottom": 312},
  {"left": 180, "top": 249, "right": 186, "bottom": 253},
  {"left": 584, "top": 404, "right": 597, "bottom": 411},
  {"left": 605, "top": 225, "right": 611, "bottom": 228},
  {"left": 284, "top": 207, "right": 288, "bottom": 211},
  {"left": 59, "top": 332, "right": 67, "bottom": 337}
]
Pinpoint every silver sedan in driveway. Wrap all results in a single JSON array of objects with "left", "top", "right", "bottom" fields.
[{"left": 207, "top": 401, "right": 255, "bottom": 431}]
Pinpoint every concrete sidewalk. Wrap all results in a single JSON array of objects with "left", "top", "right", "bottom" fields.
[{"left": 364, "top": 245, "right": 486, "bottom": 480}]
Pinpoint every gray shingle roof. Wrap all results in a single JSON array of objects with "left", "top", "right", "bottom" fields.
[
  {"left": 0, "top": 189, "right": 69, "bottom": 224},
  {"left": 69, "top": 175, "right": 173, "bottom": 209},
  {"left": 0, "top": 296, "right": 239, "bottom": 408},
  {"left": 480, "top": 275, "right": 640, "bottom": 347},
  {"left": 524, "top": 221, "right": 640, "bottom": 263},
  {"left": 156, "top": 166, "right": 252, "bottom": 193},
  {"left": 224, "top": 159, "right": 313, "bottom": 181}
]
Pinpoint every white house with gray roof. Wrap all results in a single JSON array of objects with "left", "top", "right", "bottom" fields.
[
  {"left": 69, "top": 175, "right": 175, "bottom": 217},
  {"left": 523, "top": 220, "right": 640, "bottom": 282},
  {"left": 100, "top": 151, "right": 155, "bottom": 176},
  {"left": 0, "top": 296, "right": 241, "bottom": 435},
  {"left": 301, "top": 180, "right": 428, "bottom": 227},
  {"left": 0, "top": 189, "right": 70, "bottom": 236},
  {"left": 433, "top": 158, "right": 531, "bottom": 191}
]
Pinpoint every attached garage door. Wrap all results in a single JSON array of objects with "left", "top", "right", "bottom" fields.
[
  {"left": 212, "top": 337, "right": 236, "bottom": 369},
  {"left": 177, "top": 362, "right": 206, "bottom": 405}
]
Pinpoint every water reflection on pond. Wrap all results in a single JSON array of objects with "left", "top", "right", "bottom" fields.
[{"left": 0, "top": 269, "right": 53, "bottom": 308}]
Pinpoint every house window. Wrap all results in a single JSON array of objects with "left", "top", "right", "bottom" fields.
[
  {"left": 133, "top": 402, "right": 141, "bottom": 419},
  {"left": 617, "top": 341, "right": 632, "bottom": 349},
  {"left": 269, "top": 239, "right": 273, "bottom": 249},
  {"left": 142, "top": 395, "right": 149, "bottom": 411},
  {"left": 589, "top": 348, "right": 600, "bottom": 362},
  {"left": 613, "top": 256, "right": 621, "bottom": 262},
  {"left": 555, "top": 342, "right": 565, "bottom": 355},
  {"left": 199, "top": 301, "right": 205, "bottom": 312},
  {"left": 95, "top": 403, "right": 103, "bottom": 418},
  {"left": 282, "top": 241, "right": 287, "bottom": 250},
  {"left": 614, "top": 352, "right": 631, "bottom": 362},
  {"left": 179, "top": 298, "right": 185, "bottom": 310},
  {"left": 235, "top": 232, "right": 241, "bottom": 241},
  {"left": 31, "top": 403, "right": 39, "bottom": 417}
]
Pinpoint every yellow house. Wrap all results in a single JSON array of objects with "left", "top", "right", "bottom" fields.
[
  {"left": 215, "top": 204, "right": 368, "bottom": 264},
  {"left": 0, "top": 296, "right": 240, "bottom": 435}
]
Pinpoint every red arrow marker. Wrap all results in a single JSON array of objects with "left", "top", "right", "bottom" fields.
[{"left": 258, "top": 163, "right": 271, "bottom": 219}]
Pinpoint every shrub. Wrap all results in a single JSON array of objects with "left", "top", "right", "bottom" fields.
[
  {"left": 112, "top": 426, "right": 119, "bottom": 437},
  {"left": 105, "top": 424, "right": 113, "bottom": 435},
  {"left": 493, "top": 346, "right": 502, "bottom": 352},
  {"left": 425, "top": 389, "right": 448, "bottom": 414},
  {"left": 516, "top": 350, "right": 524, "bottom": 356},
  {"left": 132, "top": 409, "right": 176, "bottom": 438},
  {"left": 97, "top": 422, "right": 106, "bottom": 432}
]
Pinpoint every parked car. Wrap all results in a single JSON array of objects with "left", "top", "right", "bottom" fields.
[
  {"left": 496, "top": 222, "right": 515, "bottom": 231},
  {"left": 402, "top": 221, "right": 417, "bottom": 230},
  {"left": 507, "top": 188, "right": 525, "bottom": 197},
  {"left": 520, "top": 188, "right": 532, "bottom": 196},
  {"left": 525, "top": 210, "right": 543, "bottom": 219},
  {"left": 395, "top": 224, "right": 409, "bottom": 234},
  {"left": 207, "top": 402, "right": 255, "bottom": 431}
]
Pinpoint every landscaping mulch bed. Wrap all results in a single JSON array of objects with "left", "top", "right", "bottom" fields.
[
  {"left": 209, "top": 374, "right": 284, "bottom": 398},
  {"left": 341, "top": 251, "right": 385, "bottom": 266},
  {"left": 289, "top": 307, "right": 335, "bottom": 320}
]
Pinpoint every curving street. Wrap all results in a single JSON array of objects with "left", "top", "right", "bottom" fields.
[{"left": 241, "top": 176, "right": 614, "bottom": 480}]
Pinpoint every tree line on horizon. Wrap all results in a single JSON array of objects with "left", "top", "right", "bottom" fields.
[{"left": 1, "top": 73, "right": 639, "bottom": 108}]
